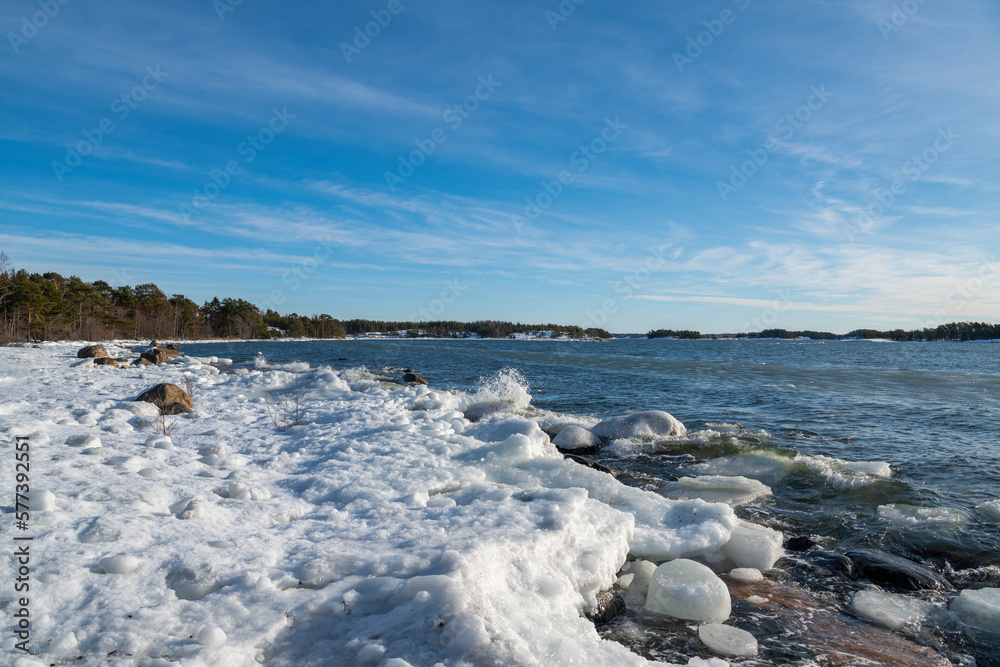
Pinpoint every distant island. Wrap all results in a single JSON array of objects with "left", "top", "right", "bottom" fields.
[
  {"left": 0, "top": 259, "right": 994, "bottom": 343},
  {"left": 645, "top": 325, "right": 1000, "bottom": 342}
]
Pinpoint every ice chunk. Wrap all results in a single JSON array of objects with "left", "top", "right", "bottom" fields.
[
  {"left": 877, "top": 504, "right": 969, "bottom": 526},
  {"left": 692, "top": 453, "right": 794, "bottom": 485},
  {"left": 851, "top": 588, "right": 937, "bottom": 630},
  {"left": 645, "top": 558, "right": 731, "bottom": 623},
  {"left": 698, "top": 623, "right": 758, "bottom": 657},
  {"left": 27, "top": 489, "right": 56, "bottom": 512},
  {"left": 552, "top": 425, "right": 602, "bottom": 451},
  {"left": 729, "top": 568, "right": 763, "bottom": 582},
  {"left": 950, "top": 588, "right": 1000, "bottom": 632},
  {"left": 98, "top": 555, "right": 141, "bottom": 574},
  {"left": 722, "top": 521, "right": 784, "bottom": 570},
  {"left": 197, "top": 625, "right": 227, "bottom": 646},
  {"left": 591, "top": 410, "right": 686, "bottom": 440},
  {"left": 977, "top": 500, "right": 1000, "bottom": 522},
  {"left": 657, "top": 475, "right": 772, "bottom": 506},
  {"left": 623, "top": 559, "right": 657, "bottom": 593}
]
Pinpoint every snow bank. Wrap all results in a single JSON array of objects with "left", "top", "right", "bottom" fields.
[{"left": 0, "top": 344, "right": 745, "bottom": 666}]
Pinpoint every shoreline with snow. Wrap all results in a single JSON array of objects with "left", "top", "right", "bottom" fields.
[{"left": 2, "top": 341, "right": 753, "bottom": 666}]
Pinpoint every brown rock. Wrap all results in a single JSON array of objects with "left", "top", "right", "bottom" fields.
[
  {"left": 77, "top": 344, "right": 108, "bottom": 358},
  {"left": 726, "top": 577, "right": 951, "bottom": 666},
  {"left": 132, "top": 357, "right": 153, "bottom": 366},
  {"left": 31, "top": 345, "right": 43, "bottom": 349},
  {"left": 403, "top": 373, "right": 428, "bottom": 384},
  {"left": 165, "top": 343, "right": 181, "bottom": 351},
  {"left": 135, "top": 383, "right": 193, "bottom": 415},
  {"left": 93, "top": 358, "right": 119, "bottom": 368},
  {"left": 141, "top": 348, "right": 176, "bottom": 365}
]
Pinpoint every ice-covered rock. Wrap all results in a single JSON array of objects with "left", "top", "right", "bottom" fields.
[
  {"left": 65, "top": 433, "right": 101, "bottom": 448},
  {"left": 645, "top": 559, "right": 731, "bottom": 623},
  {"left": 851, "top": 588, "right": 937, "bottom": 631},
  {"left": 591, "top": 410, "right": 686, "bottom": 440},
  {"left": 197, "top": 625, "right": 227, "bottom": 646},
  {"left": 977, "top": 499, "right": 1000, "bottom": 521},
  {"left": 98, "top": 555, "right": 141, "bottom": 574},
  {"left": 729, "top": 568, "right": 763, "bottom": 582},
  {"left": 722, "top": 521, "right": 784, "bottom": 570},
  {"left": 552, "top": 425, "right": 602, "bottom": 451},
  {"left": 949, "top": 587, "right": 1000, "bottom": 632},
  {"left": 698, "top": 623, "right": 758, "bottom": 657},
  {"left": 657, "top": 475, "right": 772, "bottom": 506}
]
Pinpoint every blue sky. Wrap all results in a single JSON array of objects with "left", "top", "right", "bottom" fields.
[{"left": 2, "top": 0, "right": 998, "bottom": 333}]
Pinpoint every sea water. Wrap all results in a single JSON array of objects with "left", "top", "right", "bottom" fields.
[{"left": 176, "top": 338, "right": 1000, "bottom": 664}]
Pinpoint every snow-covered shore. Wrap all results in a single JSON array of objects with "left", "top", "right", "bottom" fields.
[{"left": 1, "top": 342, "right": 745, "bottom": 666}]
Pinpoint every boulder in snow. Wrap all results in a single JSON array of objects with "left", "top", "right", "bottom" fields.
[
  {"left": 77, "top": 344, "right": 108, "bottom": 358},
  {"left": 135, "top": 383, "right": 193, "bottom": 415}
]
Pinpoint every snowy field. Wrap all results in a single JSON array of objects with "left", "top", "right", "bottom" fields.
[{"left": 0, "top": 341, "right": 789, "bottom": 666}]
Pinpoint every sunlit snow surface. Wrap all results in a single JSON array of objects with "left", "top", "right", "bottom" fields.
[{"left": 0, "top": 344, "right": 739, "bottom": 667}]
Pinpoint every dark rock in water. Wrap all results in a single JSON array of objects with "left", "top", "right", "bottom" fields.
[
  {"left": 785, "top": 536, "right": 818, "bottom": 552},
  {"left": 403, "top": 373, "right": 428, "bottom": 384},
  {"left": 164, "top": 343, "right": 181, "bottom": 350},
  {"left": 805, "top": 550, "right": 855, "bottom": 578},
  {"left": 847, "top": 550, "right": 953, "bottom": 591},
  {"left": 586, "top": 590, "right": 625, "bottom": 626},
  {"left": 135, "top": 383, "right": 193, "bottom": 415},
  {"left": 337, "top": 357, "right": 348, "bottom": 361},
  {"left": 403, "top": 368, "right": 416, "bottom": 373},
  {"left": 563, "top": 454, "right": 614, "bottom": 475},
  {"left": 77, "top": 344, "right": 108, "bottom": 358}
]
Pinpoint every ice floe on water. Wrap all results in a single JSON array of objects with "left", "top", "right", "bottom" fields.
[
  {"left": 0, "top": 343, "right": 758, "bottom": 666},
  {"left": 655, "top": 475, "right": 772, "bottom": 507}
]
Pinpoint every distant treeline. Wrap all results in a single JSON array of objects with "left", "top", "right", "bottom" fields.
[
  {"left": 645, "top": 324, "right": 1000, "bottom": 342},
  {"left": 647, "top": 329, "right": 703, "bottom": 339},
  {"left": 0, "top": 256, "right": 610, "bottom": 342}
]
